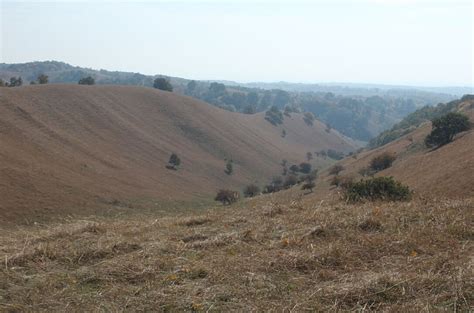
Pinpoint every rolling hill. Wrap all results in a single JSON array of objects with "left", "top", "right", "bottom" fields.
[{"left": 0, "top": 84, "right": 357, "bottom": 222}]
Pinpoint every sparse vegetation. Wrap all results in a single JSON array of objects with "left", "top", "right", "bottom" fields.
[
  {"left": 344, "top": 176, "right": 411, "bottom": 202},
  {"left": 369, "top": 152, "right": 396, "bottom": 172},
  {"left": 153, "top": 77, "right": 173, "bottom": 92},
  {"left": 214, "top": 189, "right": 239, "bottom": 205},
  {"left": 425, "top": 112, "right": 471, "bottom": 148}
]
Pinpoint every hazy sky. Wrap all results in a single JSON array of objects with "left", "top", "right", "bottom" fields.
[{"left": 1, "top": 0, "right": 473, "bottom": 86}]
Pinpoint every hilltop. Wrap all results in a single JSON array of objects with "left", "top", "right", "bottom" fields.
[{"left": 0, "top": 84, "right": 356, "bottom": 223}]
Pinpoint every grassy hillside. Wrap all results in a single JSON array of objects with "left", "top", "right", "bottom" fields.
[
  {"left": 323, "top": 97, "right": 474, "bottom": 198},
  {"left": 0, "top": 84, "right": 356, "bottom": 223}
]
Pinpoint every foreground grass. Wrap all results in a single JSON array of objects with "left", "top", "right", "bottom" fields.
[{"left": 0, "top": 195, "right": 473, "bottom": 311}]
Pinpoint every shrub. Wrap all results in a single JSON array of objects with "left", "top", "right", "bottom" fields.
[
  {"left": 214, "top": 190, "right": 239, "bottom": 205},
  {"left": 344, "top": 176, "right": 411, "bottom": 202},
  {"left": 299, "top": 162, "right": 312, "bottom": 174},
  {"left": 166, "top": 153, "right": 181, "bottom": 170},
  {"left": 243, "top": 184, "right": 260, "bottom": 198},
  {"left": 306, "top": 152, "right": 313, "bottom": 161},
  {"left": 153, "top": 77, "right": 173, "bottom": 91},
  {"left": 369, "top": 152, "right": 396, "bottom": 172},
  {"left": 281, "top": 129, "right": 286, "bottom": 138},
  {"left": 425, "top": 112, "right": 471, "bottom": 148},
  {"left": 329, "top": 164, "right": 344, "bottom": 175},
  {"left": 224, "top": 160, "right": 233, "bottom": 175},
  {"left": 78, "top": 76, "right": 95, "bottom": 85}
]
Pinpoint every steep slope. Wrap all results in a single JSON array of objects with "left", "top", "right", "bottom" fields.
[
  {"left": 326, "top": 98, "right": 474, "bottom": 198},
  {"left": 0, "top": 84, "right": 357, "bottom": 221}
]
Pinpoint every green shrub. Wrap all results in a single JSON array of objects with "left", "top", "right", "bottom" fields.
[
  {"left": 425, "top": 112, "right": 471, "bottom": 148},
  {"left": 369, "top": 153, "right": 396, "bottom": 172},
  {"left": 344, "top": 176, "right": 411, "bottom": 202}
]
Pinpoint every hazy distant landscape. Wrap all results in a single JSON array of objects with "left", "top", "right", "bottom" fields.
[{"left": 0, "top": 0, "right": 472, "bottom": 311}]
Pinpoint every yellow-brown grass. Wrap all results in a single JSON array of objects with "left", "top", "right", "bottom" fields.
[{"left": 1, "top": 193, "right": 472, "bottom": 311}]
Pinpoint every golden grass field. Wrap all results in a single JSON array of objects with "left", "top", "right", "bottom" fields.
[{"left": 1, "top": 188, "right": 472, "bottom": 311}]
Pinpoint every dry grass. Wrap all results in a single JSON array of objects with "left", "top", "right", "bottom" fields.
[{"left": 1, "top": 195, "right": 473, "bottom": 311}]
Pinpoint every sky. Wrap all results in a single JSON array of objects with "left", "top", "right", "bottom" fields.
[{"left": 0, "top": 0, "right": 473, "bottom": 86}]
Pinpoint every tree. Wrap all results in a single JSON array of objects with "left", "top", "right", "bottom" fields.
[
  {"left": 425, "top": 112, "right": 471, "bottom": 148},
  {"left": 243, "top": 184, "right": 260, "bottom": 198},
  {"left": 306, "top": 152, "right": 313, "bottom": 161},
  {"left": 37, "top": 74, "right": 49, "bottom": 84},
  {"left": 215, "top": 189, "right": 239, "bottom": 205},
  {"left": 0, "top": 79, "right": 5, "bottom": 87},
  {"left": 153, "top": 78, "right": 173, "bottom": 91},
  {"left": 299, "top": 162, "right": 312, "bottom": 174},
  {"left": 166, "top": 153, "right": 181, "bottom": 170},
  {"left": 369, "top": 153, "right": 396, "bottom": 172},
  {"left": 225, "top": 160, "right": 233, "bottom": 175},
  {"left": 78, "top": 76, "right": 95, "bottom": 85}
]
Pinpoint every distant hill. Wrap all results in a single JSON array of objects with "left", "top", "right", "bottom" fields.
[
  {"left": 0, "top": 61, "right": 457, "bottom": 142},
  {"left": 0, "top": 84, "right": 357, "bottom": 222}
]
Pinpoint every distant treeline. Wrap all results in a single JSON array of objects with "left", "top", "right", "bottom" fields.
[{"left": 0, "top": 61, "right": 456, "bottom": 142}]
